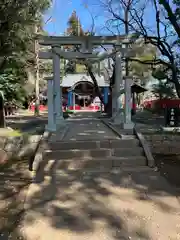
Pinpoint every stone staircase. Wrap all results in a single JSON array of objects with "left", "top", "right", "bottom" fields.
[{"left": 44, "top": 137, "right": 147, "bottom": 172}]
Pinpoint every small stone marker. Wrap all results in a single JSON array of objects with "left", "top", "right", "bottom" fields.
[
  {"left": 170, "top": 108, "right": 175, "bottom": 126},
  {"left": 164, "top": 107, "right": 179, "bottom": 127}
]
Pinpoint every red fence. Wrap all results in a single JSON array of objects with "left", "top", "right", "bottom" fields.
[
  {"left": 30, "top": 105, "right": 48, "bottom": 111},
  {"left": 30, "top": 104, "right": 100, "bottom": 112},
  {"left": 144, "top": 99, "right": 180, "bottom": 109}
]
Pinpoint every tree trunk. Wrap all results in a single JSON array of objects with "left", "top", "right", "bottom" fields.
[
  {"left": 0, "top": 93, "right": 5, "bottom": 128},
  {"left": 172, "top": 70, "right": 180, "bottom": 98},
  {"left": 0, "top": 57, "right": 7, "bottom": 73},
  {"left": 159, "top": 0, "right": 180, "bottom": 38},
  {"left": 124, "top": 6, "right": 129, "bottom": 76},
  {"left": 174, "top": 81, "right": 180, "bottom": 98},
  {"left": 87, "top": 66, "right": 105, "bottom": 104}
]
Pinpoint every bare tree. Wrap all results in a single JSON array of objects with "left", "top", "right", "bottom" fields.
[
  {"left": 90, "top": 0, "right": 180, "bottom": 97},
  {"left": 159, "top": 0, "right": 180, "bottom": 38}
]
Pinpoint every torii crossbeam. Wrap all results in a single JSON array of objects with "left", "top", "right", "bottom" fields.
[{"left": 38, "top": 34, "right": 135, "bottom": 131}]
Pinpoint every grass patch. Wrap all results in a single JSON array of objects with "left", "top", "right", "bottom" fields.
[{"left": 0, "top": 128, "right": 23, "bottom": 137}]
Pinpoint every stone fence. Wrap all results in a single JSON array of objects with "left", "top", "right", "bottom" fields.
[
  {"left": 145, "top": 134, "right": 180, "bottom": 155},
  {"left": 0, "top": 135, "right": 41, "bottom": 165}
]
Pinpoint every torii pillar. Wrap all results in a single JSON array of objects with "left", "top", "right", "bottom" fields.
[
  {"left": 52, "top": 48, "right": 64, "bottom": 126},
  {"left": 111, "top": 49, "right": 134, "bottom": 130},
  {"left": 45, "top": 77, "right": 56, "bottom": 131},
  {"left": 112, "top": 51, "right": 124, "bottom": 124},
  {"left": 45, "top": 50, "right": 64, "bottom": 132},
  {"left": 123, "top": 76, "right": 134, "bottom": 129}
]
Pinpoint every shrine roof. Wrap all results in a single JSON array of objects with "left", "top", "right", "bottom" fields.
[{"left": 61, "top": 73, "right": 109, "bottom": 87}]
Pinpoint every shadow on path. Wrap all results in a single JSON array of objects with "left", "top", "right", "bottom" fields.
[
  {"left": 0, "top": 161, "right": 31, "bottom": 240},
  {"left": 21, "top": 116, "right": 180, "bottom": 240}
]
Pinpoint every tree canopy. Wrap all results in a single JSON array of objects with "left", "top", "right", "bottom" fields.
[{"left": 0, "top": 0, "right": 51, "bottom": 105}]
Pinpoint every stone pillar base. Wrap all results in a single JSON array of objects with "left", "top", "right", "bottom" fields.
[
  {"left": 122, "top": 122, "right": 134, "bottom": 130},
  {"left": 56, "top": 116, "right": 66, "bottom": 127},
  {"left": 45, "top": 124, "right": 57, "bottom": 132},
  {"left": 111, "top": 111, "right": 124, "bottom": 125}
]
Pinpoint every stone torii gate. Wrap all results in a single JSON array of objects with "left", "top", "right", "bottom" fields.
[{"left": 38, "top": 35, "right": 135, "bottom": 131}]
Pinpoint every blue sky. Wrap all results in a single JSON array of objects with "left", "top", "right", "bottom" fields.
[
  {"left": 43, "top": 0, "right": 96, "bottom": 35},
  {"left": 43, "top": 0, "right": 158, "bottom": 36}
]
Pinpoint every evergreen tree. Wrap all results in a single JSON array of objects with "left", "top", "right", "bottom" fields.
[
  {"left": 67, "top": 11, "right": 84, "bottom": 36},
  {"left": 0, "top": 0, "right": 51, "bottom": 125},
  {"left": 65, "top": 11, "right": 105, "bottom": 104}
]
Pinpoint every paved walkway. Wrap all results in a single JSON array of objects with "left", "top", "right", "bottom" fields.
[
  {"left": 49, "top": 112, "right": 120, "bottom": 143},
  {"left": 20, "top": 113, "right": 180, "bottom": 240},
  {"left": 64, "top": 115, "right": 120, "bottom": 141}
]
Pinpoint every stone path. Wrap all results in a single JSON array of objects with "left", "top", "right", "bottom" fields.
[
  {"left": 20, "top": 113, "right": 180, "bottom": 240},
  {"left": 21, "top": 169, "right": 180, "bottom": 240},
  {"left": 63, "top": 116, "right": 120, "bottom": 141}
]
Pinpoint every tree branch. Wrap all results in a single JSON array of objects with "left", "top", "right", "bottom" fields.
[
  {"left": 159, "top": 0, "right": 180, "bottom": 38},
  {"left": 128, "top": 57, "right": 170, "bottom": 67}
]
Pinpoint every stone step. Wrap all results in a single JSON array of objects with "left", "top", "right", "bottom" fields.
[
  {"left": 40, "top": 159, "right": 151, "bottom": 174},
  {"left": 47, "top": 165, "right": 152, "bottom": 175},
  {"left": 48, "top": 139, "right": 140, "bottom": 151},
  {"left": 44, "top": 147, "right": 144, "bottom": 160},
  {"left": 35, "top": 164, "right": 153, "bottom": 184},
  {"left": 35, "top": 164, "right": 151, "bottom": 184},
  {"left": 41, "top": 156, "right": 147, "bottom": 173}
]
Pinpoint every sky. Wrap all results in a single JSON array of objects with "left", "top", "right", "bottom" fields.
[
  {"left": 43, "top": 0, "right": 97, "bottom": 35},
  {"left": 43, "top": 0, "right": 160, "bottom": 37}
]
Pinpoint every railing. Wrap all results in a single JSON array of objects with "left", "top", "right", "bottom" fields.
[{"left": 144, "top": 99, "right": 180, "bottom": 109}]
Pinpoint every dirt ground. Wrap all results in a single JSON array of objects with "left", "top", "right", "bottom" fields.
[
  {"left": 0, "top": 112, "right": 72, "bottom": 239},
  {"left": 0, "top": 160, "right": 31, "bottom": 239},
  {"left": 155, "top": 154, "right": 180, "bottom": 188},
  {"left": 0, "top": 112, "right": 47, "bottom": 239},
  {"left": 1, "top": 154, "right": 180, "bottom": 239},
  {"left": 133, "top": 110, "right": 180, "bottom": 189},
  {"left": 1, "top": 111, "right": 180, "bottom": 239}
]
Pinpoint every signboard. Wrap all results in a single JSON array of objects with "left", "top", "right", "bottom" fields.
[{"left": 164, "top": 108, "right": 179, "bottom": 127}]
